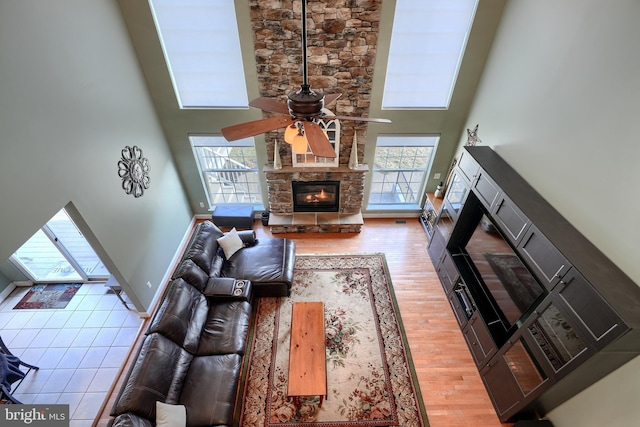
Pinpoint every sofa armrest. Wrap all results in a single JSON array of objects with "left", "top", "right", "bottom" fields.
[
  {"left": 237, "top": 230, "right": 257, "bottom": 246},
  {"left": 203, "top": 277, "right": 252, "bottom": 301}
]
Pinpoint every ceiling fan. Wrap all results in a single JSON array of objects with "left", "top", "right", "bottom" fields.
[{"left": 221, "top": 0, "right": 391, "bottom": 158}]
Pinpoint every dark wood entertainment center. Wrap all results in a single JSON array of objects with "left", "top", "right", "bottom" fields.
[{"left": 427, "top": 146, "right": 640, "bottom": 422}]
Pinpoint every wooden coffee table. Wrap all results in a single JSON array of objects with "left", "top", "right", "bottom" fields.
[{"left": 287, "top": 302, "right": 327, "bottom": 407}]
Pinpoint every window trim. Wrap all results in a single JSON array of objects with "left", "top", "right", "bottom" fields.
[
  {"left": 190, "top": 135, "right": 263, "bottom": 209},
  {"left": 367, "top": 134, "right": 439, "bottom": 210}
]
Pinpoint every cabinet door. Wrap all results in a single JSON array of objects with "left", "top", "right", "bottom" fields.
[
  {"left": 524, "top": 296, "right": 593, "bottom": 380},
  {"left": 421, "top": 197, "right": 438, "bottom": 240},
  {"left": 482, "top": 337, "right": 550, "bottom": 421},
  {"left": 436, "top": 251, "right": 459, "bottom": 294},
  {"left": 518, "top": 225, "right": 571, "bottom": 290},
  {"left": 473, "top": 170, "right": 501, "bottom": 210},
  {"left": 457, "top": 149, "right": 480, "bottom": 184},
  {"left": 482, "top": 355, "right": 522, "bottom": 418},
  {"left": 427, "top": 228, "right": 446, "bottom": 268},
  {"left": 435, "top": 202, "right": 455, "bottom": 239},
  {"left": 463, "top": 312, "right": 497, "bottom": 367},
  {"left": 449, "top": 291, "right": 470, "bottom": 328},
  {"left": 445, "top": 172, "right": 469, "bottom": 220},
  {"left": 557, "top": 268, "right": 627, "bottom": 349},
  {"left": 492, "top": 194, "right": 531, "bottom": 246}
]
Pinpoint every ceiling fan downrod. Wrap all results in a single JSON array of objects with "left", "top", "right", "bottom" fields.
[{"left": 287, "top": 0, "right": 324, "bottom": 118}]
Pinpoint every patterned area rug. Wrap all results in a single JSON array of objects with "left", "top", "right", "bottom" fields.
[
  {"left": 238, "top": 254, "right": 429, "bottom": 427},
  {"left": 13, "top": 283, "right": 82, "bottom": 309}
]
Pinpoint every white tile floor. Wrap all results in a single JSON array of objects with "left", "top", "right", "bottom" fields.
[{"left": 0, "top": 283, "right": 143, "bottom": 426}]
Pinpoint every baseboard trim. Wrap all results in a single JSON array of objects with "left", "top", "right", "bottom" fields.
[
  {"left": 0, "top": 282, "right": 17, "bottom": 304},
  {"left": 13, "top": 280, "right": 33, "bottom": 287}
]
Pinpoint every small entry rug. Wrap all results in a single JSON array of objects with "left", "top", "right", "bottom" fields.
[
  {"left": 239, "top": 254, "right": 429, "bottom": 427},
  {"left": 13, "top": 283, "right": 82, "bottom": 309}
]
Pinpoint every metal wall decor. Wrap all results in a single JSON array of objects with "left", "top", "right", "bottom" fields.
[
  {"left": 118, "top": 145, "right": 150, "bottom": 198},
  {"left": 466, "top": 124, "right": 482, "bottom": 146}
]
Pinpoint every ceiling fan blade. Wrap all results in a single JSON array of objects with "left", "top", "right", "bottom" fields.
[
  {"left": 221, "top": 115, "right": 294, "bottom": 141},
  {"left": 322, "top": 115, "right": 392, "bottom": 124},
  {"left": 324, "top": 93, "right": 342, "bottom": 106},
  {"left": 303, "top": 121, "right": 337, "bottom": 158},
  {"left": 249, "top": 97, "right": 290, "bottom": 115}
]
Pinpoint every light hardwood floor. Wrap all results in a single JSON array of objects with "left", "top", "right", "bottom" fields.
[{"left": 97, "top": 218, "right": 513, "bottom": 427}]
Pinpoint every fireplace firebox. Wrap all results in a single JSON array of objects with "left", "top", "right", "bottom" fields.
[{"left": 292, "top": 181, "right": 340, "bottom": 212}]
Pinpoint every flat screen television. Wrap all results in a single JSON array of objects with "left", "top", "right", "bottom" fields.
[{"left": 448, "top": 192, "right": 547, "bottom": 345}]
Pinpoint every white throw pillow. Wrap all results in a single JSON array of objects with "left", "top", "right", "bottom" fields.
[
  {"left": 217, "top": 227, "right": 244, "bottom": 259},
  {"left": 156, "top": 401, "right": 186, "bottom": 427}
]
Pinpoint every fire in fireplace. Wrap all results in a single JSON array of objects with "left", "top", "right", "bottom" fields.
[{"left": 292, "top": 181, "right": 340, "bottom": 212}]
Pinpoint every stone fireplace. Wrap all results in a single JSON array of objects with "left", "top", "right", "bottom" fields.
[
  {"left": 250, "top": 0, "right": 382, "bottom": 233},
  {"left": 265, "top": 165, "right": 368, "bottom": 233}
]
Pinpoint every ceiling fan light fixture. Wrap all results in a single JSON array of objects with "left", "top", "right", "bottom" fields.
[
  {"left": 292, "top": 133, "right": 308, "bottom": 154},
  {"left": 284, "top": 123, "right": 299, "bottom": 144}
]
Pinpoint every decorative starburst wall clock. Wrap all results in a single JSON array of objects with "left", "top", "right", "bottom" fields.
[{"left": 118, "top": 145, "right": 150, "bottom": 198}]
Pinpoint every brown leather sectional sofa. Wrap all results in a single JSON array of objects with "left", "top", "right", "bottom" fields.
[{"left": 109, "top": 221, "right": 296, "bottom": 426}]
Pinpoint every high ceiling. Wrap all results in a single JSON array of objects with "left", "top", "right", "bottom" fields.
[{"left": 117, "top": 0, "right": 506, "bottom": 213}]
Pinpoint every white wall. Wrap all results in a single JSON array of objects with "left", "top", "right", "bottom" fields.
[
  {"left": 0, "top": 0, "right": 192, "bottom": 310},
  {"left": 461, "top": 0, "right": 640, "bottom": 425}
]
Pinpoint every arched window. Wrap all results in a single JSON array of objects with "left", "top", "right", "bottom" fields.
[{"left": 292, "top": 108, "right": 340, "bottom": 167}]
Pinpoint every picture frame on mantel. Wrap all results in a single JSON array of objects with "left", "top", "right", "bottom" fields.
[{"left": 292, "top": 108, "right": 340, "bottom": 168}]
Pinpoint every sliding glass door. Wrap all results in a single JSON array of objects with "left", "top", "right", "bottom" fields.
[{"left": 10, "top": 208, "right": 109, "bottom": 283}]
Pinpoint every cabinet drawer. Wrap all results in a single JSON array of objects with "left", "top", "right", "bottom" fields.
[{"left": 518, "top": 225, "right": 571, "bottom": 290}]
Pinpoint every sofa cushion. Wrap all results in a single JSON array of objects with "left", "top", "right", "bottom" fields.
[
  {"left": 221, "top": 237, "right": 296, "bottom": 297},
  {"left": 147, "top": 279, "right": 208, "bottom": 354},
  {"left": 112, "top": 333, "right": 193, "bottom": 421},
  {"left": 172, "top": 258, "right": 209, "bottom": 292},
  {"left": 197, "top": 300, "right": 252, "bottom": 356},
  {"left": 179, "top": 353, "right": 242, "bottom": 427},
  {"left": 182, "top": 221, "right": 224, "bottom": 275}
]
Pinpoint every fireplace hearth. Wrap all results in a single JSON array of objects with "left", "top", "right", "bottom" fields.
[{"left": 292, "top": 181, "right": 339, "bottom": 212}]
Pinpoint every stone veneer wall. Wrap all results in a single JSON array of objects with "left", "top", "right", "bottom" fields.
[
  {"left": 249, "top": 0, "right": 382, "bottom": 166},
  {"left": 265, "top": 166, "right": 367, "bottom": 215}
]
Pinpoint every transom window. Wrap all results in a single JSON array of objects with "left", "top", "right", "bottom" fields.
[
  {"left": 149, "top": 0, "right": 248, "bottom": 108},
  {"left": 383, "top": 0, "right": 478, "bottom": 109},
  {"left": 190, "top": 135, "right": 262, "bottom": 208},
  {"left": 367, "top": 135, "right": 438, "bottom": 209}
]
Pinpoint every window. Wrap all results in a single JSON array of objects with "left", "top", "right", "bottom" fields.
[
  {"left": 10, "top": 207, "right": 110, "bottom": 283},
  {"left": 382, "top": 0, "right": 478, "bottom": 109},
  {"left": 150, "top": 0, "right": 248, "bottom": 108},
  {"left": 190, "top": 135, "right": 263, "bottom": 208},
  {"left": 367, "top": 135, "right": 437, "bottom": 209}
]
